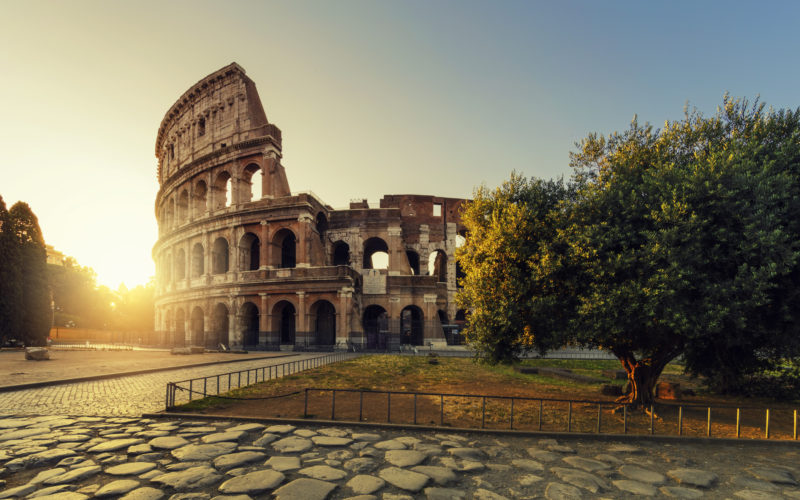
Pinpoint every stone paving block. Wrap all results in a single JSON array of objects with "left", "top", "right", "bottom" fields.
[{"left": 272, "top": 478, "right": 337, "bottom": 500}]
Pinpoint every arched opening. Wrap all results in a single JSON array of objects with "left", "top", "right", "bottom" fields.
[
  {"left": 191, "top": 243, "right": 204, "bottom": 277},
  {"left": 316, "top": 212, "right": 328, "bottom": 242},
  {"left": 177, "top": 190, "right": 189, "bottom": 223},
  {"left": 175, "top": 248, "right": 186, "bottom": 280},
  {"left": 311, "top": 300, "right": 336, "bottom": 346},
  {"left": 213, "top": 171, "right": 232, "bottom": 210},
  {"left": 428, "top": 250, "right": 447, "bottom": 282},
  {"left": 193, "top": 180, "right": 208, "bottom": 216},
  {"left": 240, "top": 302, "right": 260, "bottom": 347},
  {"left": 272, "top": 229, "right": 296, "bottom": 268},
  {"left": 437, "top": 309, "right": 449, "bottom": 324},
  {"left": 191, "top": 306, "right": 204, "bottom": 347},
  {"left": 212, "top": 303, "right": 229, "bottom": 348},
  {"left": 238, "top": 232, "right": 261, "bottom": 271},
  {"left": 401, "top": 305, "right": 424, "bottom": 346},
  {"left": 175, "top": 308, "right": 185, "bottom": 347},
  {"left": 406, "top": 251, "right": 420, "bottom": 275},
  {"left": 363, "top": 305, "right": 388, "bottom": 350},
  {"left": 333, "top": 241, "right": 350, "bottom": 266},
  {"left": 272, "top": 301, "right": 296, "bottom": 345},
  {"left": 243, "top": 163, "right": 263, "bottom": 202},
  {"left": 452, "top": 309, "right": 468, "bottom": 345},
  {"left": 212, "top": 237, "right": 229, "bottom": 274},
  {"left": 363, "top": 237, "right": 389, "bottom": 270}
]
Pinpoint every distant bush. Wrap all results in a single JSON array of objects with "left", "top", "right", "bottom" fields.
[{"left": 731, "top": 359, "right": 800, "bottom": 401}]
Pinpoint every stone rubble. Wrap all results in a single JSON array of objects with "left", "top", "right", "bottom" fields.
[{"left": 0, "top": 415, "right": 799, "bottom": 499}]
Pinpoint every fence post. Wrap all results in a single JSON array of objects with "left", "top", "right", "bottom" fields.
[
  {"left": 650, "top": 405, "right": 654, "bottom": 435},
  {"left": 707, "top": 407, "right": 711, "bottom": 437},
  {"left": 765, "top": 409, "right": 770, "bottom": 439},
  {"left": 795, "top": 410, "right": 798, "bottom": 440},
  {"left": 596, "top": 404, "right": 601, "bottom": 434},
  {"left": 165, "top": 383, "right": 170, "bottom": 410},
  {"left": 567, "top": 401, "right": 572, "bottom": 432},
  {"left": 538, "top": 400, "right": 543, "bottom": 431},
  {"left": 736, "top": 408, "right": 740, "bottom": 438},
  {"left": 203, "top": 378, "right": 207, "bottom": 398},
  {"left": 217, "top": 375, "right": 221, "bottom": 396},
  {"left": 623, "top": 405, "right": 627, "bottom": 434},
  {"left": 304, "top": 388, "right": 308, "bottom": 418},
  {"left": 678, "top": 406, "right": 683, "bottom": 436},
  {"left": 189, "top": 380, "right": 193, "bottom": 402}
]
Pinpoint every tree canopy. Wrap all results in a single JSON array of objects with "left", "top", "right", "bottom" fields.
[{"left": 456, "top": 97, "right": 800, "bottom": 405}]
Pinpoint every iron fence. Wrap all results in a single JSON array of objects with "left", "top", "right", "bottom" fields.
[
  {"left": 294, "top": 388, "right": 799, "bottom": 440},
  {"left": 164, "top": 351, "right": 358, "bottom": 409}
]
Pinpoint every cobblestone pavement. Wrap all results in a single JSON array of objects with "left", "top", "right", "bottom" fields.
[
  {"left": 0, "top": 354, "right": 325, "bottom": 416},
  {"left": 1, "top": 415, "right": 799, "bottom": 499}
]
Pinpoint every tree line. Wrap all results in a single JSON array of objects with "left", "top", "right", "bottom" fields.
[
  {"left": 456, "top": 96, "right": 800, "bottom": 406},
  {"left": 0, "top": 195, "right": 154, "bottom": 347}
]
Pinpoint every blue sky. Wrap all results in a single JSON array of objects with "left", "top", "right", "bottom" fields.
[{"left": 1, "top": 0, "right": 798, "bottom": 287}]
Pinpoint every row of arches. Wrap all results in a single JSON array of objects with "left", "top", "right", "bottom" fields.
[
  {"left": 160, "top": 229, "right": 297, "bottom": 281},
  {"left": 162, "top": 299, "right": 338, "bottom": 348},
  {"left": 334, "top": 238, "right": 453, "bottom": 281},
  {"left": 159, "top": 163, "right": 264, "bottom": 230}
]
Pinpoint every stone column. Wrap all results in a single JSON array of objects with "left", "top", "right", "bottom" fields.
[
  {"left": 337, "top": 287, "right": 354, "bottom": 345},
  {"left": 387, "top": 226, "right": 404, "bottom": 275},
  {"left": 296, "top": 214, "right": 313, "bottom": 267},
  {"left": 259, "top": 221, "right": 270, "bottom": 269},
  {"left": 296, "top": 291, "right": 306, "bottom": 346},
  {"left": 259, "top": 293, "right": 269, "bottom": 345}
]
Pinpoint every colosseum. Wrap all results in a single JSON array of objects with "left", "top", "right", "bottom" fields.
[{"left": 153, "top": 63, "right": 468, "bottom": 351}]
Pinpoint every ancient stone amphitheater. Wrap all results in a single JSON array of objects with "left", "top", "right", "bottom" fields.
[{"left": 153, "top": 63, "right": 467, "bottom": 351}]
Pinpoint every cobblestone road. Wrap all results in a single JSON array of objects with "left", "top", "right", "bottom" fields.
[{"left": 0, "top": 354, "right": 328, "bottom": 417}]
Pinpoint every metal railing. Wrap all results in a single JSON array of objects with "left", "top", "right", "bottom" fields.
[
  {"left": 295, "top": 388, "right": 798, "bottom": 440},
  {"left": 164, "top": 352, "right": 358, "bottom": 409}
]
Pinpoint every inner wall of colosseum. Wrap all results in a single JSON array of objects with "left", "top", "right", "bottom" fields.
[{"left": 153, "top": 63, "right": 468, "bottom": 351}]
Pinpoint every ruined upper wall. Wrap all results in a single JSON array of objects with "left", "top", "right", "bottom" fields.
[{"left": 155, "top": 63, "right": 281, "bottom": 184}]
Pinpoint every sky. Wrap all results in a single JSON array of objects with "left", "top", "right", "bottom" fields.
[{"left": 2, "top": 0, "right": 799, "bottom": 289}]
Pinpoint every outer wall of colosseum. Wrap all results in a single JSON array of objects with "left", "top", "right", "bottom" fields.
[{"left": 153, "top": 63, "right": 468, "bottom": 351}]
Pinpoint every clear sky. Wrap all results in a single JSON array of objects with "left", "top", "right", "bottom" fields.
[{"left": 2, "top": 0, "right": 799, "bottom": 289}]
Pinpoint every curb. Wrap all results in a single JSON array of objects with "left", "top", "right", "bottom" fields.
[
  {"left": 143, "top": 411, "right": 800, "bottom": 447},
  {"left": 0, "top": 353, "right": 300, "bottom": 393}
]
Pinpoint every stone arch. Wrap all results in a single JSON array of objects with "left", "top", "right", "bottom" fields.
[
  {"left": 213, "top": 170, "right": 232, "bottom": 210},
  {"left": 193, "top": 180, "right": 208, "bottom": 216},
  {"left": 175, "top": 308, "right": 185, "bottom": 347},
  {"left": 191, "top": 306, "right": 205, "bottom": 346},
  {"left": 428, "top": 249, "right": 447, "bottom": 282},
  {"left": 363, "top": 305, "right": 388, "bottom": 350},
  {"left": 240, "top": 301, "right": 260, "bottom": 347},
  {"left": 191, "top": 243, "right": 204, "bottom": 277},
  {"left": 406, "top": 250, "right": 420, "bottom": 275},
  {"left": 310, "top": 300, "right": 336, "bottom": 346},
  {"left": 242, "top": 163, "right": 262, "bottom": 202},
  {"left": 238, "top": 232, "right": 260, "bottom": 271},
  {"left": 272, "top": 300, "right": 296, "bottom": 345},
  {"left": 212, "top": 303, "right": 229, "bottom": 348},
  {"left": 272, "top": 228, "right": 296, "bottom": 268},
  {"left": 333, "top": 241, "right": 350, "bottom": 266},
  {"left": 175, "top": 248, "right": 186, "bottom": 280},
  {"left": 212, "top": 237, "right": 229, "bottom": 274},
  {"left": 363, "top": 237, "right": 389, "bottom": 270},
  {"left": 401, "top": 305, "right": 424, "bottom": 346},
  {"left": 177, "top": 189, "right": 189, "bottom": 222}
]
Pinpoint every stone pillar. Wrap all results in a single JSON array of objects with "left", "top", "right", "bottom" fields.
[
  {"left": 229, "top": 307, "right": 240, "bottom": 348},
  {"left": 337, "top": 287, "right": 354, "bottom": 345},
  {"left": 296, "top": 292, "right": 306, "bottom": 346},
  {"left": 387, "top": 226, "right": 403, "bottom": 275},
  {"left": 296, "top": 214, "right": 313, "bottom": 267},
  {"left": 203, "top": 231, "right": 211, "bottom": 281},
  {"left": 259, "top": 293, "right": 269, "bottom": 345},
  {"left": 260, "top": 221, "right": 270, "bottom": 269}
]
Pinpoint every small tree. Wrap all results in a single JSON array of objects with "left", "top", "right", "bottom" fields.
[
  {"left": 10, "top": 202, "right": 50, "bottom": 346},
  {"left": 457, "top": 97, "right": 800, "bottom": 406}
]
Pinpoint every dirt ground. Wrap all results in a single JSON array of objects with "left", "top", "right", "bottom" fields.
[{"left": 0, "top": 349, "right": 292, "bottom": 388}]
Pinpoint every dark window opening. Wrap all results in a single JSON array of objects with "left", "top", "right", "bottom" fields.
[
  {"left": 333, "top": 242, "right": 350, "bottom": 266},
  {"left": 406, "top": 251, "right": 420, "bottom": 275}
]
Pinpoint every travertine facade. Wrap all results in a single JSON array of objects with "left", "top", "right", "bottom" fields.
[{"left": 153, "top": 63, "right": 467, "bottom": 350}]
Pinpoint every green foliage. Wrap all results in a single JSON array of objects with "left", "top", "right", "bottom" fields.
[
  {"left": 455, "top": 173, "right": 571, "bottom": 363},
  {"left": 457, "top": 96, "right": 800, "bottom": 405},
  {"left": 0, "top": 196, "right": 22, "bottom": 344},
  {"left": 8, "top": 201, "right": 50, "bottom": 346}
]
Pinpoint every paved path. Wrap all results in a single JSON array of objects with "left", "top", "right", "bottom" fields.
[
  {"left": 0, "top": 354, "right": 326, "bottom": 416},
  {"left": 1, "top": 415, "right": 799, "bottom": 499}
]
